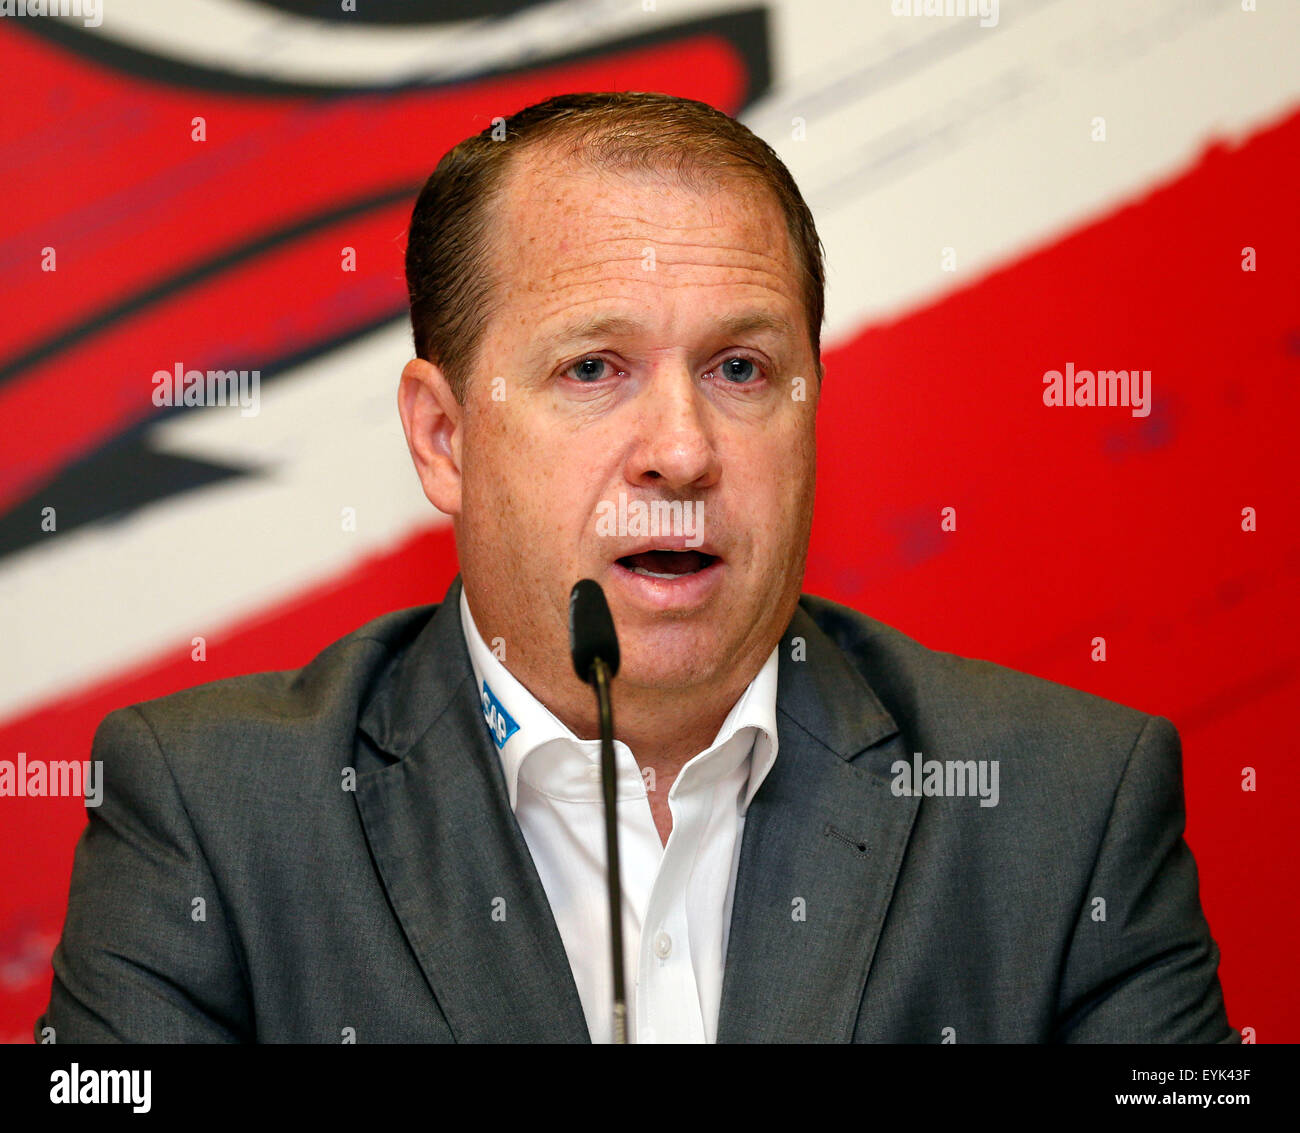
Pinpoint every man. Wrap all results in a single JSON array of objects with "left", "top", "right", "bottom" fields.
[{"left": 39, "top": 92, "right": 1234, "bottom": 1043}]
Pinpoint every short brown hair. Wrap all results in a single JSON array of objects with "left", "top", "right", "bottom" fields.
[{"left": 405, "top": 91, "right": 825, "bottom": 401}]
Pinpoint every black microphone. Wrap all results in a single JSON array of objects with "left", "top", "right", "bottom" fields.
[{"left": 568, "top": 579, "right": 628, "bottom": 1044}]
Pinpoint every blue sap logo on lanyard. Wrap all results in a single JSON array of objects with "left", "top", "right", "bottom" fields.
[{"left": 480, "top": 680, "right": 519, "bottom": 750}]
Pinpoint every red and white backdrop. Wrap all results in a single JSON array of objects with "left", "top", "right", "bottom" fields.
[{"left": 1, "top": 0, "right": 1296, "bottom": 1042}]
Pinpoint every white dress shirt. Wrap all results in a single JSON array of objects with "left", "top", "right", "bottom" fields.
[{"left": 459, "top": 589, "right": 779, "bottom": 1043}]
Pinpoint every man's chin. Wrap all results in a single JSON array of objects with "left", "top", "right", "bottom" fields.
[{"left": 611, "top": 626, "right": 738, "bottom": 693}]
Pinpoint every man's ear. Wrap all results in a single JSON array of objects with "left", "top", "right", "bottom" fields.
[{"left": 398, "top": 357, "right": 463, "bottom": 516}]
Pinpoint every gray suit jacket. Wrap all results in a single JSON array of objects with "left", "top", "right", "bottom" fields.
[{"left": 39, "top": 578, "right": 1234, "bottom": 1042}]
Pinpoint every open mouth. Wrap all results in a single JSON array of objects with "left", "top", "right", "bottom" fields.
[{"left": 615, "top": 550, "right": 719, "bottom": 579}]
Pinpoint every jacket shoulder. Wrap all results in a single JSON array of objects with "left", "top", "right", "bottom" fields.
[
  {"left": 104, "top": 604, "right": 439, "bottom": 773},
  {"left": 797, "top": 592, "right": 1155, "bottom": 758}
]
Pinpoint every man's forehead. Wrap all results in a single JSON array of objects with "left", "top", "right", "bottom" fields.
[{"left": 496, "top": 149, "right": 787, "bottom": 252}]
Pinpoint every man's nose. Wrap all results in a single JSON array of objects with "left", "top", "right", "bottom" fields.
[{"left": 623, "top": 367, "right": 720, "bottom": 492}]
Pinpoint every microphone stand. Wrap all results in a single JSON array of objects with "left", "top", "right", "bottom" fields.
[
  {"left": 590, "top": 656, "right": 627, "bottom": 1044},
  {"left": 569, "top": 578, "right": 628, "bottom": 1044}
]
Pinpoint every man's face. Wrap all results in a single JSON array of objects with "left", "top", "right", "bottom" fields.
[{"left": 450, "top": 152, "right": 818, "bottom": 700}]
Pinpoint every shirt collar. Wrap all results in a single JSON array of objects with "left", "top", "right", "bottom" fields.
[{"left": 459, "top": 587, "right": 779, "bottom": 812}]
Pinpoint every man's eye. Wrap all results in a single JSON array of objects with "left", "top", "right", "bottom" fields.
[
  {"left": 566, "top": 357, "right": 611, "bottom": 383},
  {"left": 714, "top": 356, "right": 760, "bottom": 383}
]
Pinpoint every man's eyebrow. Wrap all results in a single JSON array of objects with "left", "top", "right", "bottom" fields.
[
  {"left": 714, "top": 312, "right": 798, "bottom": 340},
  {"left": 537, "top": 315, "right": 643, "bottom": 358},
  {"left": 533, "top": 311, "right": 798, "bottom": 362}
]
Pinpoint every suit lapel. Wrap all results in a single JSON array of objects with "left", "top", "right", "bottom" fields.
[
  {"left": 717, "top": 603, "right": 920, "bottom": 1042},
  {"left": 354, "top": 578, "right": 589, "bottom": 1042}
]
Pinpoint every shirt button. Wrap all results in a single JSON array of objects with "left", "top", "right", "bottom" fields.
[
  {"left": 585, "top": 764, "right": 601, "bottom": 782},
  {"left": 653, "top": 930, "right": 672, "bottom": 959}
]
